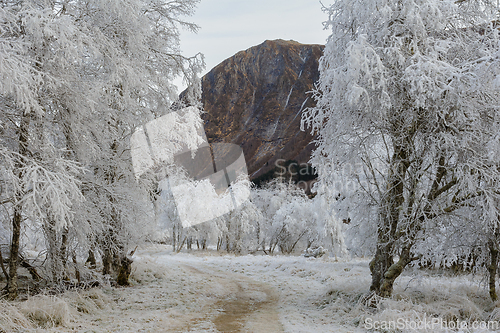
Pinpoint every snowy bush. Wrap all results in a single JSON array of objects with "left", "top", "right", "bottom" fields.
[
  {"left": 251, "top": 180, "right": 345, "bottom": 255},
  {"left": 19, "top": 295, "right": 71, "bottom": 328},
  {"left": 303, "top": 246, "right": 328, "bottom": 258}
]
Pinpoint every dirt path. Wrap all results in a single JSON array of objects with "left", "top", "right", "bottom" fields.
[
  {"left": 182, "top": 264, "right": 284, "bottom": 332},
  {"left": 213, "top": 280, "right": 283, "bottom": 332}
]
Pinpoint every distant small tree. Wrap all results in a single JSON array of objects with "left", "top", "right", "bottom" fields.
[
  {"left": 251, "top": 180, "right": 305, "bottom": 253},
  {"left": 217, "top": 200, "right": 259, "bottom": 254},
  {"left": 250, "top": 180, "right": 344, "bottom": 255}
]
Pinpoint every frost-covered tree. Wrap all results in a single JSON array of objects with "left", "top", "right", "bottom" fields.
[
  {"left": 310, "top": 188, "right": 346, "bottom": 259},
  {"left": 251, "top": 180, "right": 344, "bottom": 255},
  {"left": 155, "top": 175, "right": 344, "bottom": 255},
  {"left": 252, "top": 180, "right": 306, "bottom": 253},
  {"left": 303, "top": 0, "right": 500, "bottom": 297},
  {"left": 0, "top": 0, "right": 203, "bottom": 298},
  {"left": 216, "top": 199, "right": 259, "bottom": 254}
]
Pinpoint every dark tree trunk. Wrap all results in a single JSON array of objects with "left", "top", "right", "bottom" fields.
[
  {"left": 175, "top": 236, "right": 186, "bottom": 253},
  {"left": 7, "top": 114, "right": 30, "bottom": 300},
  {"left": 379, "top": 246, "right": 412, "bottom": 297},
  {"left": 7, "top": 208, "right": 22, "bottom": 300},
  {"left": 112, "top": 253, "right": 122, "bottom": 272},
  {"left": 86, "top": 249, "right": 96, "bottom": 269},
  {"left": 60, "top": 228, "right": 68, "bottom": 267},
  {"left": 102, "top": 248, "right": 112, "bottom": 276},
  {"left": 116, "top": 256, "right": 133, "bottom": 286},
  {"left": 20, "top": 258, "right": 41, "bottom": 281},
  {"left": 0, "top": 248, "right": 8, "bottom": 281},
  {"left": 369, "top": 244, "right": 394, "bottom": 293},
  {"left": 489, "top": 240, "right": 498, "bottom": 302},
  {"left": 172, "top": 228, "right": 177, "bottom": 252}
]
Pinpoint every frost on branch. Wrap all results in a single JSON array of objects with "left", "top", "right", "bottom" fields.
[
  {"left": 303, "top": 0, "right": 500, "bottom": 297},
  {"left": 0, "top": 0, "right": 205, "bottom": 297}
]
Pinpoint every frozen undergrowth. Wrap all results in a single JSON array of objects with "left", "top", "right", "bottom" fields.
[
  {"left": 1, "top": 245, "right": 499, "bottom": 332},
  {"left": 0, "top": 290, "right": 104, "bottom": 332}
]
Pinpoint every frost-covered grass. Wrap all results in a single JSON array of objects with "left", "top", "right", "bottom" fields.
[
  {"left": 150, "top": 248, "right": 499, "bottom": 332},
  {"left": 0, "top": 299, "right": 33, "bottom": 331},
  {"left": 1, "top": 245, "right": 499, "bottom": 332},
  {"left": 0, "top": 288, "right": 113, "bottom": 331}
]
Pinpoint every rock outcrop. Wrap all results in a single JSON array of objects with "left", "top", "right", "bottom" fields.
[{"left": 200, "top": 39, "right": 324, "bottom": 181}]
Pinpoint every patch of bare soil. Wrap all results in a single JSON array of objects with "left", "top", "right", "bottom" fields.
[
  {"left": 182, "top": 264, "right": 283, "bottom": 332},
  {"left": 213, "top": 281, "right": 283, "bottom": 332}
]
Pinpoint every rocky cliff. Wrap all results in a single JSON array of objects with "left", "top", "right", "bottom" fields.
[{"left": 200, "top": 39, "right": 324, "bottom": 181}]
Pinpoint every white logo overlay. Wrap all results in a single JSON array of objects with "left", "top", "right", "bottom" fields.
[{"left": 130, "top": 107, "right": 250, "bottom": 227}]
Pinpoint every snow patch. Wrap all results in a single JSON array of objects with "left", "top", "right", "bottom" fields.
[{"left": 284, "top": 87, "right": 294, "bottom": 110}]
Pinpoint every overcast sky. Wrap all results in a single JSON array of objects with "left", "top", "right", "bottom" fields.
[{"left": 174, "top": 0, "right": 331, "bottom": 90}]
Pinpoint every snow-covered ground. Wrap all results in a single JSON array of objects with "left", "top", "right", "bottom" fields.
[{"left": 2, "top": 245, "right": 500, "bottom": 332}]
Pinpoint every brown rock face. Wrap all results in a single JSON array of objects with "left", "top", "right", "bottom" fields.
[{"left": 201, "top": 39, "right": 323, "bottom": 180}]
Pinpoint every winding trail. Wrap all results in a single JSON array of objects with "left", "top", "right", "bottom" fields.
[
  {"left": 182, "top": 263, "right": 284, "bottom": 332},
  {"left": 57, "top": 248, "right": 363, "bottom": 332}
]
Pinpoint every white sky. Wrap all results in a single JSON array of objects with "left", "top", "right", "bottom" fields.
[{"left": 174, "top": 0, "right": 331, "bottom": 91}]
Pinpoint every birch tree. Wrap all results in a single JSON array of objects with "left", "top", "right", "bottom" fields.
[
  {"left": 0, "top": 0, "right": 203, "bottom": 298},
  {"left": 303, "top": 0, "right": 500, "bottom": 298}
]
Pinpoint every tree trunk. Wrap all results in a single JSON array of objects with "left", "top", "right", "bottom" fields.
[
  {"left": 19, "top": 257, "right": 41, "bottom": 281},
  {"left": 172, "top": 227, "right": 176, "bottom": 252},
  {"left": 7, "top": 114, "right": 30, "bottom": 300},
  {"left": 369, "top": 244, "right": 393, "bottom": 293},
  {"left": 60, "top": 228, "right": 68, "bottom": 268},
  {"left": 116, "top": 256, "right": 133, "bottom": 286},
  {"left": 489, "top": 240, "right": 498, "bottom": 302},
  {"left": 73, "top": 254, "right": 81, "bottom": 284},
  {"left": 102, "top": 248, "right": 112, "bottom": 276},
  {"left": 175, "top": 236, "right": 186, "bottom": 253},
  {"left": 0, "top": 248, "right": 8, "bottom": 281},
  {"left": 112, "top": 253, "right": 122, "bottom": 273},
  {"left": 86, "top": 249, "right": 96, "bottom": 269},
  {"left": 369, "top": 143, "right": 409, "bottom": 296},
  {"left": 7, "top": 208, "right": 22, "bottom": 300},
  {"left": 379, "top": 246, "right": 412, "bottom": 298},
  {"left": 44, "top": 219, "right": 63, "bottom": 283}
]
